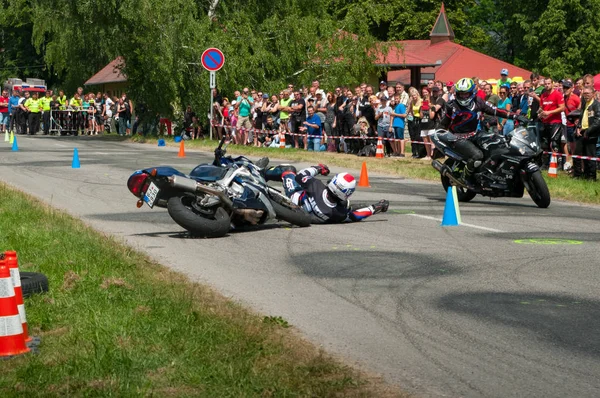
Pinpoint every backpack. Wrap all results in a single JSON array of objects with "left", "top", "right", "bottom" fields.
[{"left": 357, "top": 143, "right": 376, "bottom": 157}]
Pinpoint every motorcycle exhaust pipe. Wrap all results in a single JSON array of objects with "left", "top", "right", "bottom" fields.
[
  {"left": 168, "top": 176, "right": 234, "bottom": 209},
  {"left": 431, "top": 160, "right": 469, "bottom": 189}
]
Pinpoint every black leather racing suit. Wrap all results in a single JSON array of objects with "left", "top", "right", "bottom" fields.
[
  {"left": 439, "top": 96, "right": 518, "bottom": 169},
  {"left": 282, "top": 166, "right": 385, "bottom": 224}
]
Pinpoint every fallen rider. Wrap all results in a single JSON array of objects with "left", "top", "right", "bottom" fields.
[{"left": 281, "top": 164, "right": 389, "bottom": 224}]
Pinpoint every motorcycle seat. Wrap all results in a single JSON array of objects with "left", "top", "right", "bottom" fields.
[{"left": 436, "top": 129, "right": 459, "bottom": 143}]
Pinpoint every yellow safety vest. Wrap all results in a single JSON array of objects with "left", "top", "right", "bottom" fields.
[
  {"left": 40, "top": 97, "right": 52, "bottom": 111},
  {"left": 25, "top": 98, "right": 41, "bottom": 113},
  {"left": 58, "top": 96, "right": 67, "bottom": 110},
  {"left": 70, "top": 98, "right": 82, "bottom": 110}
]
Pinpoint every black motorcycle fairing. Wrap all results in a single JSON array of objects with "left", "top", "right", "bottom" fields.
[
  {"left": 189, "top": 164, "right": 229, "bottom": 181},
  {"left": 142, "top": 166, "right": 187, "bottom": 178}
]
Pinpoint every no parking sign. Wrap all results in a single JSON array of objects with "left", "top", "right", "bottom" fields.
[
  {"left": 201, "top": 48, "right": 225, "bottom": 72},
  {"left": 202, "top": 48, "right": 225, "bottom": 139}
]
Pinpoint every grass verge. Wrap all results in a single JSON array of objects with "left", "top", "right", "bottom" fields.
[
  {"left": 0, "top": 183, "right": 404, "bottom": 397},
  {"left": 130, "top": 135, "right": 600, "bottom": 205}
]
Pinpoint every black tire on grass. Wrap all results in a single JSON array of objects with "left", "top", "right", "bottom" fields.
[{"left": 20, "top": 272, "right": 49, "bottom": 298}]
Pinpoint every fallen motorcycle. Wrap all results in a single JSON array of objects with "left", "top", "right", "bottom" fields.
[
  {"left": 127, "top": 137, "right": 311, "bottom": 237},
  {"left": 431, "top": 123, "right": 551, "bottom": 208}
]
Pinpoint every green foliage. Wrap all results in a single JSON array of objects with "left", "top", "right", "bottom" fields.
[{"left": 4, "top": 0, "right": 600, "bottom": 116}]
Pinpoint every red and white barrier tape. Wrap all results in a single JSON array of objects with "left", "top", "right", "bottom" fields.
[
  {"left": 211, "top": 122, "right": 599, "bottom": 162},
  {"left": 210, "top": 121, "right": 438, "bottom": 146},
  {"left": 543, "top": 151, "right": 600, "bottom": 163}
]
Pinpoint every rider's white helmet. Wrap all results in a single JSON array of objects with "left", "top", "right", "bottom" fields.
[{"left": 327, "top": 173, "right": 356, "bottom": 201}]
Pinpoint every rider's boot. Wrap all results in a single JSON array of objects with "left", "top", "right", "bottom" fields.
[{"left": 464, "top": 159, "right": 481, "bottom": 189}]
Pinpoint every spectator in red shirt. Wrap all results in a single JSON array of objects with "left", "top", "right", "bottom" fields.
[
  {"left": 530, "top": 78, "right": 565, "bottom": 167},
  {"left": 562, "top": 79, "right": 581, "bottom": 170},
  {"left": 475, "top": 78, "right": 487, "bottom": 100},
  {"left": 0, "top": 90, "right": 9, "bottom": 134}
]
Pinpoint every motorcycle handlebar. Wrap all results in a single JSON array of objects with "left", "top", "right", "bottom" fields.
[{"left": 214, "top": 135, "right": 228, "bottom": 165}]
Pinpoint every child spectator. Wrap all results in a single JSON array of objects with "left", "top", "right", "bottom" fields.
[{"left": 390, "top": 93, "right": 407, "bottom": 157}]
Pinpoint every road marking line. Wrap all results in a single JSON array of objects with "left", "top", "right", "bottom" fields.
[{"left": 407, "top": 214, "right": 505, "bottom": 232}]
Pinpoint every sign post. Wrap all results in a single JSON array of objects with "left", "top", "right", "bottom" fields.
[{"left": 201, "top": 48, "right": 225, "bottom": 140}]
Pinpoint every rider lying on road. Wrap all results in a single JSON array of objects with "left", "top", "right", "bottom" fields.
[{"left": 282, "top": 164, "right": 389, "bottom": 224}]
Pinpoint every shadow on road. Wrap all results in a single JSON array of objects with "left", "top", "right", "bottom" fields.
[
  {"left": 292, "top": 250, "right": 462, "bottom": 280},
  {"left": 438, "top": 291, "right": 600, "bottom": 358}
]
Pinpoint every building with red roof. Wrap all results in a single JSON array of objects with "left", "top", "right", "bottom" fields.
[
  {"left": 84, "top": 56, "right": 128, "bottom": 97},
  {"left": 380, "top": 3, "right": 532, "bottom": 87}
]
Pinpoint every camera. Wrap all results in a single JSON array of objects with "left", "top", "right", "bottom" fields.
[{"left": 529, "top": 88, "right": 534, "bottom": 93}]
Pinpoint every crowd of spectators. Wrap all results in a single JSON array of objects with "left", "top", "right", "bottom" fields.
[
  {"left": 0, "top": 87, "right": 134, "bottom": 137},
  {"left": 205, "top": 70, "right": 599, "bottom": 180},
  {"left": 477, "top": 70, "right": 600, "bottom": 180},
  {"left": 209, "top": 80, "right": 425, "bottom": 157},
  {"left": 1, "top": 70, "right": 598, "bottom": 181}
]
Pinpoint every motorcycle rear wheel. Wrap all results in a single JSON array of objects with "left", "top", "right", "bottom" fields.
[
  {"left": 526, "top": 170, "right": 551, "bottom": 208},
  {"left": 167, "top": 193, "right": 231, "bottom": 237},
  {"left": 441, "top": 159, "right": 477, "bottom": 202}
]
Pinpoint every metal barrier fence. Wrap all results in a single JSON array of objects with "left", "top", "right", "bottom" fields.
[{"left": 48, "top": 110, "right": 93, "bottom": 134}]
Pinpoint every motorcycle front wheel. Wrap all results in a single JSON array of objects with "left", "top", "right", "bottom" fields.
[
  {"left": 167, "top": 193, "right": 231, "bottom": 237},
  {"left": 440, "top": 159, "right": 477, "bottom": 202},
  {"left": 525, "top": 170, "right": 551, "bottom": 208}
]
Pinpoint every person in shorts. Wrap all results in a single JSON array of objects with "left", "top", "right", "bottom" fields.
[
  {"left": 420, "top": 87, "right": 435, "bottom": 160},
  {"left": 390, "top": 93, "right": 407, "bottom": 157},
  {"left": 375, "top": 97, "right": 393, "bottom": 155}
]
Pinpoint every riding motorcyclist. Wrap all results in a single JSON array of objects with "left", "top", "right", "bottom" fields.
[
  {"left": 281, "top": 164, "right": 389, "bottom": 223},
  {"left": 439, "top": 77, "right": 529, "bottom": 183}
]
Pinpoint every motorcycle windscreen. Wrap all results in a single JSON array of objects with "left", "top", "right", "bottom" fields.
[
  {"left": 508, "top": 127, "right": 539, "bottom": 156},
  {"left": 189, "top": 164, "right": 229, "bottom": 181}
]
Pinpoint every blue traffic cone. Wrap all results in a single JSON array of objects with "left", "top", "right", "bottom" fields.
[
  {"left": 157, "top": 139, "right": 165, "bottom": 147},
  {"left": 72, "top": 148, "right": 80, "bottom": 169},
  {"left": 441, "top": 186, "right": 461, "bottom": 226},
  {"left": 11, "top": 135, "right": 18, "bottom": 151}
]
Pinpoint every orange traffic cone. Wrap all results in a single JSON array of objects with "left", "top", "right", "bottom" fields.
[
  {"left": 5, "top": 251, "right": 30, "bottom": 343},
  {"left": 177, "top": 140, "right": 185, "bottom": 158},
  {"left": 358, "top": 161, "right": 371, "bottom": 187},
  {"left": 375, "top": 138, "right": 384, "bottom": 158},
  {"left": 279, "top": 131, "right": 286, "bottom": 149},
  {"left": 0, "top": 258, "right": 29, "bottom": 357},
  {"left": 548, "top": 152, "right": 558, "bottom": 178}
]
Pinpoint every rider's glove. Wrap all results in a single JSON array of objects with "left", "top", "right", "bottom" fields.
[
  {"left": 515, "top": 114, "right": 529, "bottom": 125},
  {"left": 371, "top": 199, "right": 389, "bottom": 214},
  {"left": 314, "top": 164, "right": 330, "bottom": 176}
]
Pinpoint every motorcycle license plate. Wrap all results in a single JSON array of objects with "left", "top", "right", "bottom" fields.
[{"left": 143, "top": 182, "right": 160, "bottom": 208}]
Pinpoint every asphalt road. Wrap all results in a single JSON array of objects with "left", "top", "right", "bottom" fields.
[{"left": 2, "top": 135, "right": 600, "bottom": 398}]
